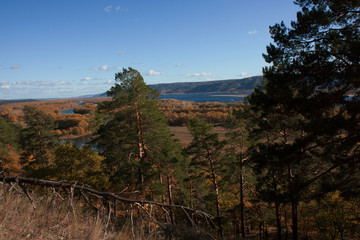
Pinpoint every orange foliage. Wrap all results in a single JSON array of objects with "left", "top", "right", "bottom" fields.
[
  {"left": 159, "top": 99, "right": 241, "bottom": 125},
  {"left": 1, "top": 145, "right": 21, "bottom": 174}
]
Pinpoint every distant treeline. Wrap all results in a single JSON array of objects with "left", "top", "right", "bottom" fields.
[
  {"left": 150, "top": 76, "right": 263, "bottom": 94},
  {"left": 0, "top": 99, "right": 38, "bottom": 105}
]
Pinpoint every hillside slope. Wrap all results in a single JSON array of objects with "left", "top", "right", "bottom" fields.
[{"left": 150, "top": 76, "right": 263, "bottom": 94}]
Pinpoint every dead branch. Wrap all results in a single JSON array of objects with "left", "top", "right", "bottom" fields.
[
  {"left": 0, "top": 176, "right": 214, "bottom": 218},
  {"left": 18, "top": 181, "right": 36, "bottom": 210},
  {"left": 1, "top": 175, "right": 218, "bottom": 239}
]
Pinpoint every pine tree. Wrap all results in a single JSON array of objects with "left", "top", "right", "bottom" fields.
[
  {"left": 0, "top": 116, "right": 21, "bottom": 174},
  {"left": 20, "top": 106, "right": 57, "bottom": 178},
  {"left": 248, "top": 1, "right": 360, "bottom": 239},
  {"left": 51, "top": 143, "right": 108, "bottom": 189},
  {"left": 223, "top": 106, "right": 255, "bottom": 239},
  {"left": 185, "top": 118, "right": 225, "bottom": 237},
  {"left": 93, "top": 67, "right": 182, "bottom": 199}
]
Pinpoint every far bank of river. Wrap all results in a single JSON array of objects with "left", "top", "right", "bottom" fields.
[
  {"left": 58, "top": 94, "right": 240, "bottom": 146},
  {"left": 159, "top": 92, "right": 251, "bottom": 103},
  {"left": 59, "top": 135, "right": 92, "bottom": 148},
  {"left": 60, "top": 126, "right": 228, "bottom": 148}
]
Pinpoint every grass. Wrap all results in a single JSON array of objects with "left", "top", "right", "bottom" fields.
[
  {"left": 0, "top": 190, "right": 107, "bottom": 239},
  {"left": 170, "top": 126, "right": 229, "bottom": 146},
  {"left": 0, "top": 187, "right": 165, "bottom": 240},
  {"left": 0, "top": 186, "right": 214, "bottom": 240}
]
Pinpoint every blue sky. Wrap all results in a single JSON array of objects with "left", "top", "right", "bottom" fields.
[{"left": 0, "top": 0, "right": 300, "bottom": 99}]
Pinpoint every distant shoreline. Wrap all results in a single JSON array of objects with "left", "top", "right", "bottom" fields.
[
  {"left": 212, "top": 94, "right": 249, "bottom": 97},
  {"left": 160, "top": 90, "right": 253, "bottom": 95}
]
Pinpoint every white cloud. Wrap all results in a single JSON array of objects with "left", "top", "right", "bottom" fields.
[
  {"left": 81, "top": 77, "right": 106, "bottom": 82},
  {"left": 90, "top": 65, "right": 125, "bottom": 72},
  {"left": 90, "top": 64, "right": 109, "bottom": 72},
  {"left": 117, "top": 50, "right": 127, "bottom": 55},
  {"left": 81, "top": 77, "right": 92, "bottom": 81},
  {"left": 187, "top": 72, "right": 214, "bottom": 79},
  {"left": 9, "top": 64, "right": 21, "bottom": 69},
  {"left": 111, "top": 66, "right": 123, "bottom": 71},
  {"left": 104, "top": 5, "right": 112, "bottom": 12},
  {"left": 174, "top": 63, "right": 183, "bottom": 67},
  {"left": 239, "top": 72, "right": 248, "bottom": 77},
  {"left": 248, "top": 30, "right": 258, "bottom": 35},
  {"left": 115, "top": 6, "right": 121, "bottom": 11},
  {"left": 0, "top": 84, "right": 10, "bottom": 89},
  {"left": 59, "top": 89, "right": 74, "bottom": 92},
  {"left": 81, "top": 79, "right": 113, "bottom": 86},
  {"left": 11, "top": 80, "right": 67, "bottom": 86},
  {"left": 142, "top": 70, "right": 162, "bottom": 76}
]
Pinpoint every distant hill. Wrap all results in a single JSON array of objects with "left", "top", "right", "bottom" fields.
[
  {"left": 76, "top": 93, "right": 107, "bottom": 98},
  {"left": 0, "top": 99, "right": 38, "bottom": 105},
  {"left": 150, "top": 76, "right": 263, "bottom": 94},
  {"left": 78, "top": 76, "right": 264, "bottom": 98}
]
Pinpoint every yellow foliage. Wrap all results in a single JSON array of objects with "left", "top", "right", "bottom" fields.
[{"left": 299, "top": 191, "right": 360, "bottom": 239}]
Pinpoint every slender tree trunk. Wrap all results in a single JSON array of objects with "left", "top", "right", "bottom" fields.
[
  {"left": 240, "top": 167, "right": 246, "bottom": 238},
  {"left": 235, "top": 220, "right": 240, "bottom": 237},
  {"left": 209, "top": 157, "right": 223, "bottom": 237},
  {"left": 291, "top": 201, "right": 298, "bottom": 240},
  {"left": 275, "top": 201, "right": 282, "bottom": 240},
  {"left": 167, "top": 176, "right": 175, "bottom": 225},
  {"left": 135, "top": 103, "right": 147, "bottom": 185},
  {"left": 189, "top": 178, "right": 194, "bottom": 209},
  {"left": 159, "top": 173, "right": 166, "bottom": 204},
  {"left": 285, "top": 207, "right": 288, "bottom": 240}
]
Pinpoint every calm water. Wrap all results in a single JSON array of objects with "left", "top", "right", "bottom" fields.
[
  {"left": 59, "top": 135, "right": 92, "bottom": 148},
  {"left": 159, "top": 92, "right": 251, "bottom": 103},
  {"left": 59, "top": 93, "right": 250, "bottom": 147},
  {"left": 60, "top": 102, "right": 84, "bottom": 114},
  {"left": 61, "top": 108, "right": 74, "bottom": 114}
]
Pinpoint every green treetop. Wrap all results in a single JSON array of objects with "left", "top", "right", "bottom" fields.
[
  {"left": 20, "top": 106, "right": 57, "bottom": 178},
  {"left": 0, "top": 116, "right": 21, "bottom": 174},
  {"left": 94, "top": 67, "right": 182, "bottom": 197},
  {"left": 248, "top": 1, "right": 360, "bottom": 239}
]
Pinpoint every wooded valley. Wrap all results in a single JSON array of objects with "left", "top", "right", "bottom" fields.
[{"left": 0, "top": 1, "right": 359, "bottom": 239}]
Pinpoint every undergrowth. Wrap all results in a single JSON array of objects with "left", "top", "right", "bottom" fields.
[{"left": 0, "top": 186, "right": 160, "bottom": 240}]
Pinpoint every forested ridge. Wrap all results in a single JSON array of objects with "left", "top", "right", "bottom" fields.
[
  {"left": 149, "top": 76, "right": 263, "bottom": 95},
  {"left": 91, "top": 76, "right": 262, "bottom": 98},
  {"left": 0, "top": 1, "right": 359, "bottom": 239}
]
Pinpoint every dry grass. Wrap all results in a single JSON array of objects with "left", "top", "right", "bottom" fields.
[
  {"left": 0, "top": 187, "right": 165, "bottom": 240},
  {"left": 170, "top": 126, "right": 229, "bottom": 146}
]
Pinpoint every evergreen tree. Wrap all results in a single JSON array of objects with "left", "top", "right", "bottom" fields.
[
  {"left": 93, "top": 67, "right": 182, "bottom": 198},
  {"left": 248, "top": 1, "right": 360, "bottom": 239},
  {"left": 20, "top": 106, "right": 57, "bottom": 178},
  {"left": 0, "top": 116, "right": 21, "bottom": 174},
  {"left": 223, "top": 106, "right": 255, "bottom": 238},
  {"left": 51, "top": 143, "right": 108, "bottom": 189},
  {"left": 185, "top": 118, "right": 225, "bottom": 237}
]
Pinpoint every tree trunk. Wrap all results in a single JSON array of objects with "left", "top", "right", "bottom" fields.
[
  {"left": 135, "top": 103, "right": 147, "bottom": 185},
  {"left": 209, "top": 157, "right": 223, "bottom": 238},
  {"left": 285, "top": 207, "right": 288, "bottom": 240},
  {"left": 240, "top": 168, "right": 246, "bottom": 238},
  {"left": 275, "top": 201, "right": 282, "bottom": 240},
  {"left": 189, "top": 178, "right": 194, "bottom": 209},
  {"left": 291, "top": 201, "right": 298, "bottom": 240},
  {"left": 167, "top": 176, "right": 175, "bottom": 225}
]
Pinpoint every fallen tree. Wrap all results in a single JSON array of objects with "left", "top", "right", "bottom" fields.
[{"left": 0, "top": 175, "right": 218, "bottom": 239}]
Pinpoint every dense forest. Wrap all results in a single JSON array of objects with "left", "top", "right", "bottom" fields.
[
  {"left": 150, "top": 76, "right": 263, "bottom": 95},
  {"left": 0, "top": 0, "right": 359, "bottom": 239}
]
